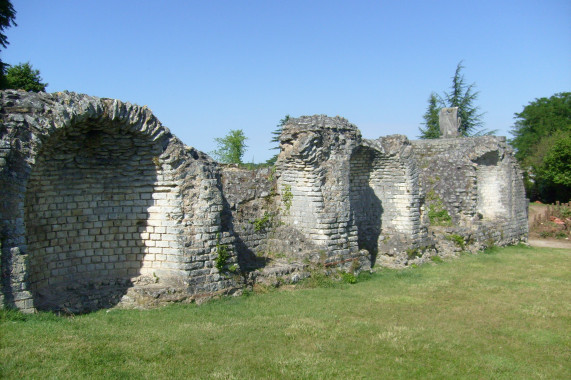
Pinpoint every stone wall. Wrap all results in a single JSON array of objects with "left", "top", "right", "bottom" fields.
[
  {"left": 350, "top": 136, "right": 429, "bottom": 266},
  {"left": 277, "top": 116, "right": 371, "bottom": 269},
  {"left": 0, "top": 91, "right": 240, "bottom": 313},
  {"left": 411, "top": 136, "right": 528, "bottom": 251},
  {"left": 0, "top": 91, "right": 528, "bottom": 313}
]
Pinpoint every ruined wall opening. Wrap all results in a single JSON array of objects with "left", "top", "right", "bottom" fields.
[
  {"left": 350, "top": 145, "right": 422, "bottom": 259},
  {"left": 474, "top": 151, "right": 510, "bottom": 220},
  {"left": 24, "top": 119, "right": 164, "bottom": 313},
  {"left": 349, "top": 147, "right": 382, "bottom": 255}
]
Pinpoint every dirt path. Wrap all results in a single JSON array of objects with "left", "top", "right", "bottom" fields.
[
  {"left": 528, "top": 238, "right": 571, "bottom": 249},
  {"left": 528, "top": 203, "right": 571, "bottom": 250}
]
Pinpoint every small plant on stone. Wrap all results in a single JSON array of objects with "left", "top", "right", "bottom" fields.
[
  {"left": 268, "top": 166, "right": 277, "bottom": 182},
  {"left": 228, "top": 264, "right": 239, "bottom": 273},
  {"left": 251, "top": 212, "right": 272, "bottom": 233},
  {"left": 406, "top": 248, "right": 421, "bottom": 260},
  {"left": 215, "top": 233, "right": 230, "bottom": 272},
  {"left": 446, "top": 234, "right": 466, "bottom": 250},
  {"left": 281, "top": 184, "right": 293, "bottom": 213},
  {"left": 426, "top": 190, "right": 452, "bottom": 226},
  {"left": 350, "top": 259, "right": 360, "bottom": 273},
  {"left": 430, "top": 255, "right": 443, "bottom": 263}
]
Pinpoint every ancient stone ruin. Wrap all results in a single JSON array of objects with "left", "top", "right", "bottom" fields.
[{"left": 0, "top": 91, "right": 528, "bottom": 313}]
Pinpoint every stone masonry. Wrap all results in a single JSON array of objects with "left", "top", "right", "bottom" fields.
[{"left": 1, "top": 91, "right": 528, "bottom": 313}]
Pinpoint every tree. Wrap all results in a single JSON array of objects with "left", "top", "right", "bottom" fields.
[
  {"left": 444, "top": 61, "right": 485, "bottom": 136},
  {"left": 540, "top": 135, "right": 571, "bottom": 188},
  {"left": 0, "top": 0, "right": 17, "bottom": 86},
  {"left": 510, "top": 92, "right": 571, "bottom": 202},
  {"left": 510, "top": 92, "right": 570, "bottom": 162},
  {"left": 4, "top": 62, "right": 47, "bottom": 91},
  {"left": 266, "top": 114, "right": 290, "bottom": 165},
  {"left": 418, "top": 93, "right": 442, "bottom": 138},
  {"left": 419, "top": 61, "right": 486, "bottom": 138},
  {"left": 210, "top": 129, "right": 248, "bottom": 164}
]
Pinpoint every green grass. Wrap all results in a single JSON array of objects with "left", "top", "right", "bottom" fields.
[{"left": 2, "top": 245, "right": 570, "bottom": 379}]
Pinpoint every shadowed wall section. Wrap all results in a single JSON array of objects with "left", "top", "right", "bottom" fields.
[
  {"left": 350, "top": 136, "right": 427, "bottom": 266},
  {"left": 25, "top": 120, "right": 163, "bottom": 312},
  {"left": 0, "top": 91, "right": 240, "bottom": 313}
]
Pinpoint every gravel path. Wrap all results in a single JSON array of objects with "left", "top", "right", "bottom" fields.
[{"left": 528, "top": 239, "right": 571, "bottom": 249}]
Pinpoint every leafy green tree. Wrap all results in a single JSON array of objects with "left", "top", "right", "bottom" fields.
[
  {"left": 4, "top": 62, "right": 47, "bottom": 91},
  {"left": 0, "top": 0, "right": 17, "bottom": 86},
  {"left": 266, "top": 114, "right": 290, "bottom": 165},
  {"left": 510, "top": 92, "right": 571, "bottom": 202},
  {"left": 420, "top": 61, "right": 487, "bottom": 138},
  {"left": 211, "top": 129, "right": 248, "bottom": 164},
  {"left": 510, "top": 92, "right": 570, "bottom": 162},
  {"left": 540, "top": 135, "right": 571, "bottom": 188},
  {"left": 419, "top": 92, "right": 442, "bottom": 138}
]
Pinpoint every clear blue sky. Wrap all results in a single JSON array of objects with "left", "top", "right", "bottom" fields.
[{"left": 3, "top": 0, "right": 570, "bottom": 162}]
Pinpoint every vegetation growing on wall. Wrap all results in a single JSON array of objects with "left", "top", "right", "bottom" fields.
[
  {"left": 215, "top": 233, "right": 230, "bottom": 272},
  {"left": 426, "top": 190, "right": 452, "bottom": 226},
  {"left": 281, "top": 184, "right": 293, "bottom": 213}
]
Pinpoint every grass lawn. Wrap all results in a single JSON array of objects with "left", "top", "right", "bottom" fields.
[{"left": 1, "top": 245, "right": 570, "bottom": 379}]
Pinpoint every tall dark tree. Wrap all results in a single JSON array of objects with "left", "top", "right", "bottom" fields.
[
  {"left": 419, "top": 61, "right": 486, "bottom": 138},
  {"left": 510, "top": 92, "right": 571, "bottom": 202},
  {"left": 0, "top": 0, "right": 16, "bottom": 86},
  {"left": 418, "top": 92, "right": 442, "bottom": 138},
  {"left": 444, "top": 61, "right": 485, "bottom": 136},
  {"left": 266, "top": 114, "right": 290, "bottom": 165},
  {"left": 5, "top": 62, "right": 47, "bottom": 92}
]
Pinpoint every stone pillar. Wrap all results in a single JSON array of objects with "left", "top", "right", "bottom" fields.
[
  {"left": 277, "top": 115, "right": 366, "bottom": 265},
  {"left": 439, "top": 107, "right": 461, "bottom": 138}
]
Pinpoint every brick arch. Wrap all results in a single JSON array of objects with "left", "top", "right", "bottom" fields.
[
  {"left": 350, "top": 136, "right": 425, "bottom": 261},
  {"left": 1, "top": 92, "right": 187, "bottom": 313}
]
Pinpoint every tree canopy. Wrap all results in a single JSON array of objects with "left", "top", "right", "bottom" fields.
[
  {"left": 266, "top": 114, "right": 290, "bottom": 165},
  {"left": 210, "top": 129, "right": 248, "bottom": 164},
  {"left": 509, "top": 92, "right": 571, "bottom": 202},
  {"left": 0, "top": 0, "right": 15, "bottom": 48},
  {"left": 510, "top": 92, "right": 570, "bottom": 162},
  {"left": 419, "top": 92, "right": 441, "bottom": 138},
  {"left": 4, "top": 62, "right": 47, "bottom": 92},
  {"left": 0, "top": 0, "right": 16, "bottom": 85},
  {"left": 419, "top": 61, "right": 486, "bottom": 138}
]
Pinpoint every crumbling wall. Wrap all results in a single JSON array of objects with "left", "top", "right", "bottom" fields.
[
  {"left": 411, "top": 136, "right": 528, "bottom": 250},
  {"left": 277, "top": 115, "right": 370, "bottom": 270},
  {"left": 1, "top": 91, "right": 529, "bottom": 313},
  {"left": 0, "top": 90, "right": 239, "bottom": 313},
  {"left": 350, "top": 136, "right": 429, "bottom": 266}
]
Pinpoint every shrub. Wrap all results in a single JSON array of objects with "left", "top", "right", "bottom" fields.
[{"left": 340, "top": 272, "right": 357, "bottom": 284}]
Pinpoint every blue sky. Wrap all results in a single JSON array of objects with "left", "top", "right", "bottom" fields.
[{"left": 3, "top": 0, "right": 570, "bottom": 162}]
